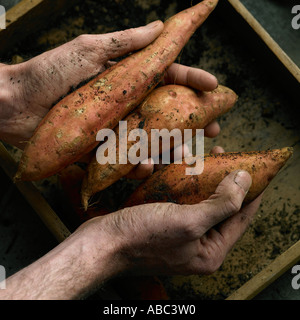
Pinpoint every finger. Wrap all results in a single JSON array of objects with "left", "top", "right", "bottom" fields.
[
  {"left": 216, "top": 193, "right": 263, "bottom": 254},
  {"left": 183, "top": 170, "right": 252, "bottom": 238},
  {"left": 210, "top": 146, "right": 224, "bottom": 154},
  {"left": 98, "top": 21, "right": 164, "bottom": 61},
  {"left": 194, "top": 193, "right": 262, "bottom": 274},
  {"left": 204, "top": 120, "right": 220, "bottom": 138},
  {"left": 126, "top": 158, "right": 154, "bottom": 180},
  {"left": 22, "top": 21, "right": 164, "bottom": 113},
  {"left": 164, "top": 63, "right": 218, "bottom": 92}
]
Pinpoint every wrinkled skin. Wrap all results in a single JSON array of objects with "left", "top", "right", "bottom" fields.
[{"left": 78, "top": 170, "right": 262, "bottom": 278}]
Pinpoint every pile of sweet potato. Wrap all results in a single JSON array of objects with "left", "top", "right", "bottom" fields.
[
  {"left": 15, "top": 0, "right": 220, "bottom": 182},
  {"left": 15, "top": 0, "right": 292, "bottom": 213}
]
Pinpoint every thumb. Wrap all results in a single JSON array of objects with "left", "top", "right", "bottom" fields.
[
  {"left": 192, "top": 170, "right": 252, "bottom": 236},
  {"left": 98, "top": 20, "right": 164, "bottom": 61},
  {"left": 20, "top": 20, "right": 164, "bottom": 113}
]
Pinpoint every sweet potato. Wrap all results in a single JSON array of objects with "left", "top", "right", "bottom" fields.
[
  {"left": 59, "top": 164, "right": 111, "bottom": 223},
  {"left": 123, "top": 148, "right": 293, "bottom": 207},
  {"left": 15, "top": 0, "right": 219, "bottom": 181},
  {"left": 81, "top": 84, "right": 237, "bottom": 210}
]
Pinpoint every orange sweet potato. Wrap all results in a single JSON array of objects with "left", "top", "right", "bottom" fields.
[
  {"left": 123, "top": 148, "right": 293, "bottom": 207},
  {"left": 15, "top": 0, "right": 219, "bottom": 181},
  {"left": 81, "top": 84, "right": 237, "bottom": 210},
  {"left": 59, "top": 164, "right": 110, "bottom": 223}
]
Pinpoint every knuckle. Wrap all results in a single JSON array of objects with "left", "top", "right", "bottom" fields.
[
  {"left": 75, "top": 34, "right": 100, "bottom": 51},
  {"left": 114, "top": 30, "right": 132, "bottom": 47},
  {"left": 75, "top": 34, "right": 89, "bottom": 46},
  {"left": 182, "top": 224, "right": 198, "bottom": 240}
]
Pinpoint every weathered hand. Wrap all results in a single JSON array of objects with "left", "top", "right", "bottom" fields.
[
  {"left": 82, "top": 170, "right": 262, "bottom": 277},
  {"left": 0, "top": 21, "right": 217, "bottom": 149}
]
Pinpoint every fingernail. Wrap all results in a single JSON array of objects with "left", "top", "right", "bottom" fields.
[
  {"left": 210, "top": 75, "right": 218, "bottom": 89},
  {"left": 234, "top": 170, "right": 251, "bottom": 193}
]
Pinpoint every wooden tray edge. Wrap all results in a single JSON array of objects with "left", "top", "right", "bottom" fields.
[{"left": 227, "top": 0, "right": 300, "bottom": 83}]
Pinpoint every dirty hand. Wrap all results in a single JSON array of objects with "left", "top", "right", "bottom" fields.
[
  {"left": 82, "top": 170, "right": 262, "bottom": 280},
  {"left": 0, "top": 21, "right": 218, "bottom": 148},
  {"left": 0, "top": 169, "right": 261, "bottom": 300}
]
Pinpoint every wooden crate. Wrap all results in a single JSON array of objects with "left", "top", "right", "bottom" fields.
[
  {"left": 228, "top": 0, "right": 300, "bottom": 83},
  {"left": 0, "top": 0, "right": 299, "bottom": 300},
  {"left": 223, "top": 0, "right": 300, "bottom": 299},
  {"left": 0, "top": 0, "right": 80, "bottom": 56}
]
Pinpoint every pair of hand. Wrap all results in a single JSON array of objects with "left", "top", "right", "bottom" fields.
[{"left": 0, "top": 21, "right": 261, "bottom": 288}]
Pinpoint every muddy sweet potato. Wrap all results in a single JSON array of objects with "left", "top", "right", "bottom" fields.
[
  {"left": 123, "top": 148, "right": 293, "bottom": 207},
  {"left": 59, "top": 164, "right": 111, "bottom": 223},
  {"left": 15, "top": 0, "right": 219, "bottom": 181},
  {"left": 81, "top": 84, "right": 237, "bottom": 210}
]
